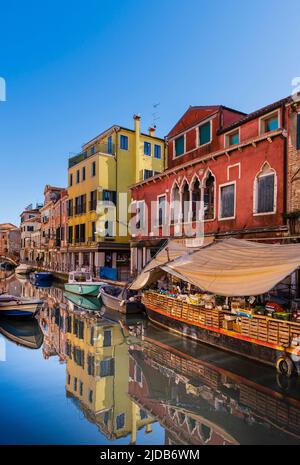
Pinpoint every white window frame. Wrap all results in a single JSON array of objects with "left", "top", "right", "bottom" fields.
[
  {"left": 196, "top": 119, "right": 212, "bottom": 148},
  {"left": 173, "top": 133, "right": 186, "bottom": 159},
  {"left": 218, "top": 181, "right": 236, "bottom": 221},
  {"left": 224, "top": 128, "right": 240, "bottom": 148},
  {"left": 154, "top": 144, "right": 162, "bottom": 159},
  {"left": 157, "top": 194, "right": 167, "bottom": 227},
  {"left": 259, "top": 110, "right": 280, "bottom": 136},
  {"left": 253, "top": 165, "right": 277, "bottom": 216}
]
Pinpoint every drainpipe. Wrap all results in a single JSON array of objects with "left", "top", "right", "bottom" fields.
[
  {"left": 133, "top": 114, "right": 141, "bottom": 182},
  {"left": 282, "top": 103, "right": 288, "bottom": 225}
]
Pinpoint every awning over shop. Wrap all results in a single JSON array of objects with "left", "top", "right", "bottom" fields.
[
  {"left": 130, "top": 237, "right": 213, "bottom": 290},
  {"left": 132, "top": 237, "right": 300, "bottom": 296},
  {"left": 163, "top": 238, "right": 300, "bottom": 296}
]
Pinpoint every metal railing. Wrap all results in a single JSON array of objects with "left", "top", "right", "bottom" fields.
[{"left": 68, "top": 142, "right": 116, "bottom": 168}]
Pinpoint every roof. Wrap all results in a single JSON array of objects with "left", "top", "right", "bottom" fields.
[
  {"left": 0, "top": 223, "right": 18, "bottom": 231},
  {"left": 218, "top": 96, "right": 292, "bottom": 134},
  {"left": 166, "top": 105, "right": 246, "bottom": 139}
]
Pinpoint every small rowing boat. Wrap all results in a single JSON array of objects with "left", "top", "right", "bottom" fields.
[
  {"left": 100, "top": 285, "right": 145, "bottom": 314},
  {"left": 0, "top": 294, "right": 43, "bottom": 317}
]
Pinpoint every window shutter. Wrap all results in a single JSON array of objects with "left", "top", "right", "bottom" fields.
[
  {"left": 221, "top": 184, "right": 235, "bottom": 218},
  {"left": 199, "top": 122, "right": 211, "bottom": 146},
  {"left": 175, "top": 136, "right": 184, "bottom": 156},
  {"left": 257, "top": 174, "right": 274, "bottom": 213}
]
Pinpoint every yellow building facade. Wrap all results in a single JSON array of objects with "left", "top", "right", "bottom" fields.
[
  {"left": 67, "top": 115, "right": 166, "bottom": 279},
  {"left": 65, "top": 314, "right": 153, "bottom": 442}
]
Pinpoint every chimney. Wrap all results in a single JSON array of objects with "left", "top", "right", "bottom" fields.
[
  {"left": 148, "top": 126, "right": 156, "bottom": 137},
  {"left": 133, "top": 114, "right": 141, "bottom": 135}
]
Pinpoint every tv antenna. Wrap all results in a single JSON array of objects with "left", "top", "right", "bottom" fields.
[{"left": 152, "top": 102, "right": 160, "bottom": 128}]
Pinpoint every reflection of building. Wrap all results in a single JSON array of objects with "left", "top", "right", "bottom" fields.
[
  {"left": 64, "top": 313, "right": 154, "bottom": 442},
  {"left": 129, "top": 327, "right": 300, "bottom": 445},
  {"left": 0, "top": 223, "right": 21, "bottom": 261},
  {"left": 20, "top": 204, "right": 42, "bottom": 262}
]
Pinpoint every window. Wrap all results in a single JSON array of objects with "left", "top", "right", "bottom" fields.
[
  {"left": 181, "top": 182, "right": 190, "bottom": 223},
  {"left": 67, "top": 199, "right": 73, "bottom": 217},
  {"left": 174, "top": 135, "right": 184, "bottom": 157},
  {"left": 67, "top": 373, "right": 71, "bottom": 385},
  {"left": 144, "top": 169, "right": 153, "bottom": 180},
  {"left": 91, "top": 161, "right": 96, "bottom": 177},
  {"left": 90, "top": 190, "right": 97, "bottom": 211},
  {"left": 136, "top": 201, "right": 145, "bottom": 231},
  {"left": 135, "top": 365, "right": 142, "bottom": 383},
  {"left": 100, "top": 358, "right": 115, "bottom": 377},
  {"left": 220, "top": 183, "right": 235, "bottom": 219},
  {"left": 154, "top": 144, "right": 162, "bottom": 159},
  {"left": 204, "top": 173, "right": 215, "bottom": 220},
  {"left": 191, "top": 179, "right": 201, "bottom": 221},
  {"left": 140, "top": 409, "right": 148, "bottom": 420},
  {"left": 158, "top": 195, "right": 166, "bottom": 227},
  {"left": 107, "top": 135, "right": 113, "bottom": 154},
  {"left": 75, "top": 195, "right": 86, "bottom": 215},
  {"left": 254, "top": 165, "right": 275, "bottom": 214},
  {"left": 75, "top": 224, "right": 86, "bottom": 243},
  {"left": 92, "top": 222, "right": 96, "bottom": 242},
  {"left": 82, "top": 166, "right": 86, "bottom": 181},
  {"left": 199, "top": 121, "right": 211, "bottom": 146},
  {"left": 79, "top": 382, "right": 83, "bottom": 396},
  {"left": 74, "top": 377, "right": 77, "bottom": 391},
  {"left": 144, "top": 141, "right": 151, "bottom": 156},
  {"left": 68, "top": 226, "right": 73, "bottom": 244},
  {"left": 76, "top": 170, "right": 80, "bottom": 184},
  {"left": 171, "top": 183, "right": 181, "bottom": 224},
  {"left": 120, "top": 135, "right": 128, "bottom": 150},
  {"left": 103, "top": 190, "right": 117, "bottom": 205},
  {"left": 69, "top": 173, "right": 73, "bottom": 187},
  {"left": 91, "top": 146, "right": 95, "bottom": 155},
  {"left": 116, "top": 413, "right": 125, "bottom": 430},
  {"left": 89, "top": 390, "right": 93, "bottom": 403},
  {"left": 103, "top": 329, "right": 112, "bottom": 347},
  {"left": 261, "top": 112, "right": 279, "bottom": 134},
  {"left": 225, "top": 130, "right": 239, "bottom": 147}
]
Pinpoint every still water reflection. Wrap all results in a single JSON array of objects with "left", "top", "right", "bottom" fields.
[{"left": 1, "top": 274, "right": 300, "bottom": 445}]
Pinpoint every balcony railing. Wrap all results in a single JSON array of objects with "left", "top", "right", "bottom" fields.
[{"left": 68, "top": 142, "right": 116, "bottom": 168}]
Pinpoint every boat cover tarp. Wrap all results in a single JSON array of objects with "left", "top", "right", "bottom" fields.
[
  {"left": 130, "top": 237, "right": 213, "bottom": 290},
  {"left": 161, "top": 238, "right": 300, "bottom": 296}
]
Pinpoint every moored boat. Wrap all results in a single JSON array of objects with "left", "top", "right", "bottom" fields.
[
  {"left": 64, "top": 271, "right": 105, "bottom": 296},
  {"left": 0, "top": 294, "right": 43, "bottom": 317},
  {"left": 100, "top": 285, "right": 145, "bottom": 314}
]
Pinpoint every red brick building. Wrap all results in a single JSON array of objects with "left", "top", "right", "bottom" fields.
[{"left": 130, "top": 96, "right": 300, "bottom": 273}]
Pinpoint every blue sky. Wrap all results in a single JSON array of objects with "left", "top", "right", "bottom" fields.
[{"left": 1, "top": 0, "right": 300, "bottom": 225}]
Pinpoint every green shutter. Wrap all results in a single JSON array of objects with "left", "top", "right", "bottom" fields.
[
  {"left": 199, "top": 122, "right": 211, "bottom": 146},
  {"left": 297, "top": 114, "right": 300, "bottom": 150},
  {"left": 175, "top": 136, "right": 184, "bottom": 156}
]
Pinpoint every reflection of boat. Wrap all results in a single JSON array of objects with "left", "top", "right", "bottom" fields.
[
  {"left": 31, "top": 272, "right": 53, "bottom": 283},
  {"left": 15, "top": 264, "right": 33, "bottom": 275},
  {"left": 0, "top": 317, "right": 43, "bottom": 349},
  {"left": 100, "top": 285, "right": 145, "bottom": 314},
  {"left": 64, "top": 291, "right": 102, "bottom": 311},
  {"left": 65, "top": 271, "right": 105, "bottom": 296},
  {"left": 0, "top": 294, "right": 42, "bottom": 317}
]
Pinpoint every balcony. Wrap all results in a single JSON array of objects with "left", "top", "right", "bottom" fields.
[{"left": 68, "top": 142, "right": 116, "bottom": 168}]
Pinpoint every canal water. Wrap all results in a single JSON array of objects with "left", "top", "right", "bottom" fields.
[{"left": 1, "top": 273, "right": 300, "bottom": 445}]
